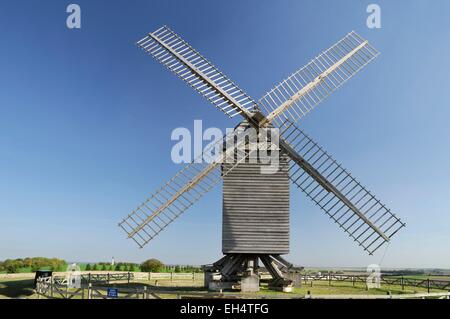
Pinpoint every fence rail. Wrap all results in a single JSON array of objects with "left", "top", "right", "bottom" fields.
[
  {"left": 35, "top": 277, "right": 450, "bottom": 300},
  {"left": 300, "top": 273, "right": 450, "bottom": 292},
  {"left": 41, "top": 271, "right": 450, "bottom": 292},
  {"left": 48, "top": 271, "right": 203, "bottom": 285}
]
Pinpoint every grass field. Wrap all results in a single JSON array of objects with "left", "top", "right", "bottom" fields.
[
  {"left": 127, "top": 279, "right": 441, "bottom": 298},
  {"left": 0, "top": 275, "right": 446, "bottom": 299}
]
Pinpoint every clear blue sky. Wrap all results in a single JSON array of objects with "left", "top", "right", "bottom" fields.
[{"left": 1, "top": 0, "right": 449, "bottom": 269}]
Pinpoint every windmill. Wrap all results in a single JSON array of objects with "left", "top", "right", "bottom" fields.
[{"left": 119, "top": 26, "right": 405, "bottom": 291}]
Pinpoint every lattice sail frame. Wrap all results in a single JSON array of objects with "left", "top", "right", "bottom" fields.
[
  {"left": 123, "top": 25, "right": 404, "bottom": 254},
  {"left": 280, "top": 120, "right": 405, "bottom": 254},
  {"left": 137, "top": 26, "right": 258, "bottom": 118},
  {"left": 119, "top": 130, "right": 261, "bottom": 248},
  {"left": 259, "top": 31, "right": 379, "bottom": 127}
]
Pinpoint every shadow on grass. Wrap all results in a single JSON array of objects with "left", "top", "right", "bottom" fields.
[{"left": 0, "top": 279, "right": 35, "bottom": 299}]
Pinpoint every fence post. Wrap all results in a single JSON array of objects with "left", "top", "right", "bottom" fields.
[
  {"left": 193, "top": 271, "right": 195, "bottom": 283},
  {"left": 401, "top": 276, "right": 404, "bottom": 290},
  {"left": 36, "top": 279, "right": 40, "bottom": 299},
  {"left": 328, "top": 272, "right": 331, "bottom": 286},
  {"left": 143, "top": 286, "right": 147, "bottom": 299},
  {"left": 427, "top": 278, "right": 430, "bottom": 293},
  {"left": 50, "top": 276, "right": 54, "bottom": 298},
  {"left": 171, "top": 272, "right": 174, "bottom": 282},
  {"left": 88, "top": 283, "right": 92, "bottom": 299},
  {"left": 88, "top": 273, "right": 91, "bottom": 285},
  {"left": 128, "top": 272, "right": 131, "bottom": 284},
  {"left": 107, "top": 273, "right": 110, "bottom": 284},
  {"left": 149, "top": 272, "right": 151, "bottom": 281},
  {"left": 352, "top": 276, "right": 355, "bottom": 287}
]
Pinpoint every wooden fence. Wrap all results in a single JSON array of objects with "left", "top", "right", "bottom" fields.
[
  {"left": 35, "top": 277, "right": 450, "bottom": 300},
  {"left": 133, "top": 271, "right": 203, "bottom": 282},
  {"left": 46, "top": 271, "right": 204, "bottom": 285},
  {"left": 36, "top": 277, "right": 150, "bottom": 299},
  {"left": 41, "top": 271, "right": 450, "bottom": 292},
  {"left": 300, "top": 273, "right": 450, "bottom": 292}
]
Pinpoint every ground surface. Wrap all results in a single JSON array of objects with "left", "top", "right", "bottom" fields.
[
  {"left": 0, "top": 278, "right": 36, "bottom": 299},
  {"left": 0, "top": 275, "right": 444, "bottom": 299}
]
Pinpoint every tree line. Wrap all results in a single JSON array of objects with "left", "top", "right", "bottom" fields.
[
  {"left": 84, "top": 259, "right": 202, "bottom": 273},
  {"left": 0, "top": 257, "right": 202, "bottom": 274},
  {"left": 0, "top": 257, "right": 66, "bottom": 273}
]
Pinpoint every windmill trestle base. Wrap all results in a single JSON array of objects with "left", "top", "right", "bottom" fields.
[{"left": 204, "top": 254, "right": 296, "bottom": 292}]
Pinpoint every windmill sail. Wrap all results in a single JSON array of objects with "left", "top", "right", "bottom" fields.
[
  {"left": 130, "top": 25, "right": 405, "bottom": 255},
  {"left": 259, "top": 31, "right": 379, "bottom": 127},
  {"left": 137, "top": 26, "right": 258, "bottom": 118},
  {"left": 280, "top": 120, "right": 405, "bottom": 254},
  {"left": 119, "top": 161, "right": 221, "bottom": 248},
  {"left": 119, "top": 131, "right": 256, "bottom": 248}
]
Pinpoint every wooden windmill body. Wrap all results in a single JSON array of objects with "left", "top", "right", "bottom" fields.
[{"left": 119, "top": 26, "right": 405, "bottom": 291}]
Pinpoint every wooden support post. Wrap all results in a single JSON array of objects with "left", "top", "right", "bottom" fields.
[
  {"left": 148, "top": 272, "right": 151, "bottom": 281},
  {"left": 128, "top": 272, "right": 131, "bottom": 284},
  {"left": 193, "top": 271, "right": 195, "bottom": 283},
  {"left": 50, "top": 277, "right": 54, "bottom": 298},
  {"left": 401, "top": 276, "right": 404, "bottom": 290},
  {"left": 171, "top": 272, "right": 174, "bottom": 282},
  {"left": 427, "top": 278, "right": 430, "bottom": 293},
  {"left": 328, "top": 272, "right": 331, "bottom": 286},
  {"left": 88, "top": 283, "right": 92, "bottom": 299},
  {"left": 107, "top": 273, "right": 110, "bottom": 284}
]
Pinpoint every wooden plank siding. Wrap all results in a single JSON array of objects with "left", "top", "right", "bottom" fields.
[{"left": 222, "top": 146, "right": 290, "bottom": 254}]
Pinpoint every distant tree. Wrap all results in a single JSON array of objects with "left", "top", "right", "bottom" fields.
[
  {"left": 101, "top": 264, "right": 107, "bottom": 271},
  {"left": 4, "top": 260, "right": 21, "bottom": 273},
  {"left": 141, "top": 259, "right": 164, "bottom": 272},
  {"left": 174, "top": 265, "right": 181, "bottom": 273},
  {"left": 0, "top": 257, "right": 66, "bottom": 273},
  {"left": 92, "top": 264, "right": 98, "bottom": 271},
  {"left": 114, "top": 264, "right": 120, "bottom": 271},
  {"left": 130, "top": 263, "right": 138, "bottom": 272},
  {"left": 85, "top": 264, "right": 91, "bottom": 271}
]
